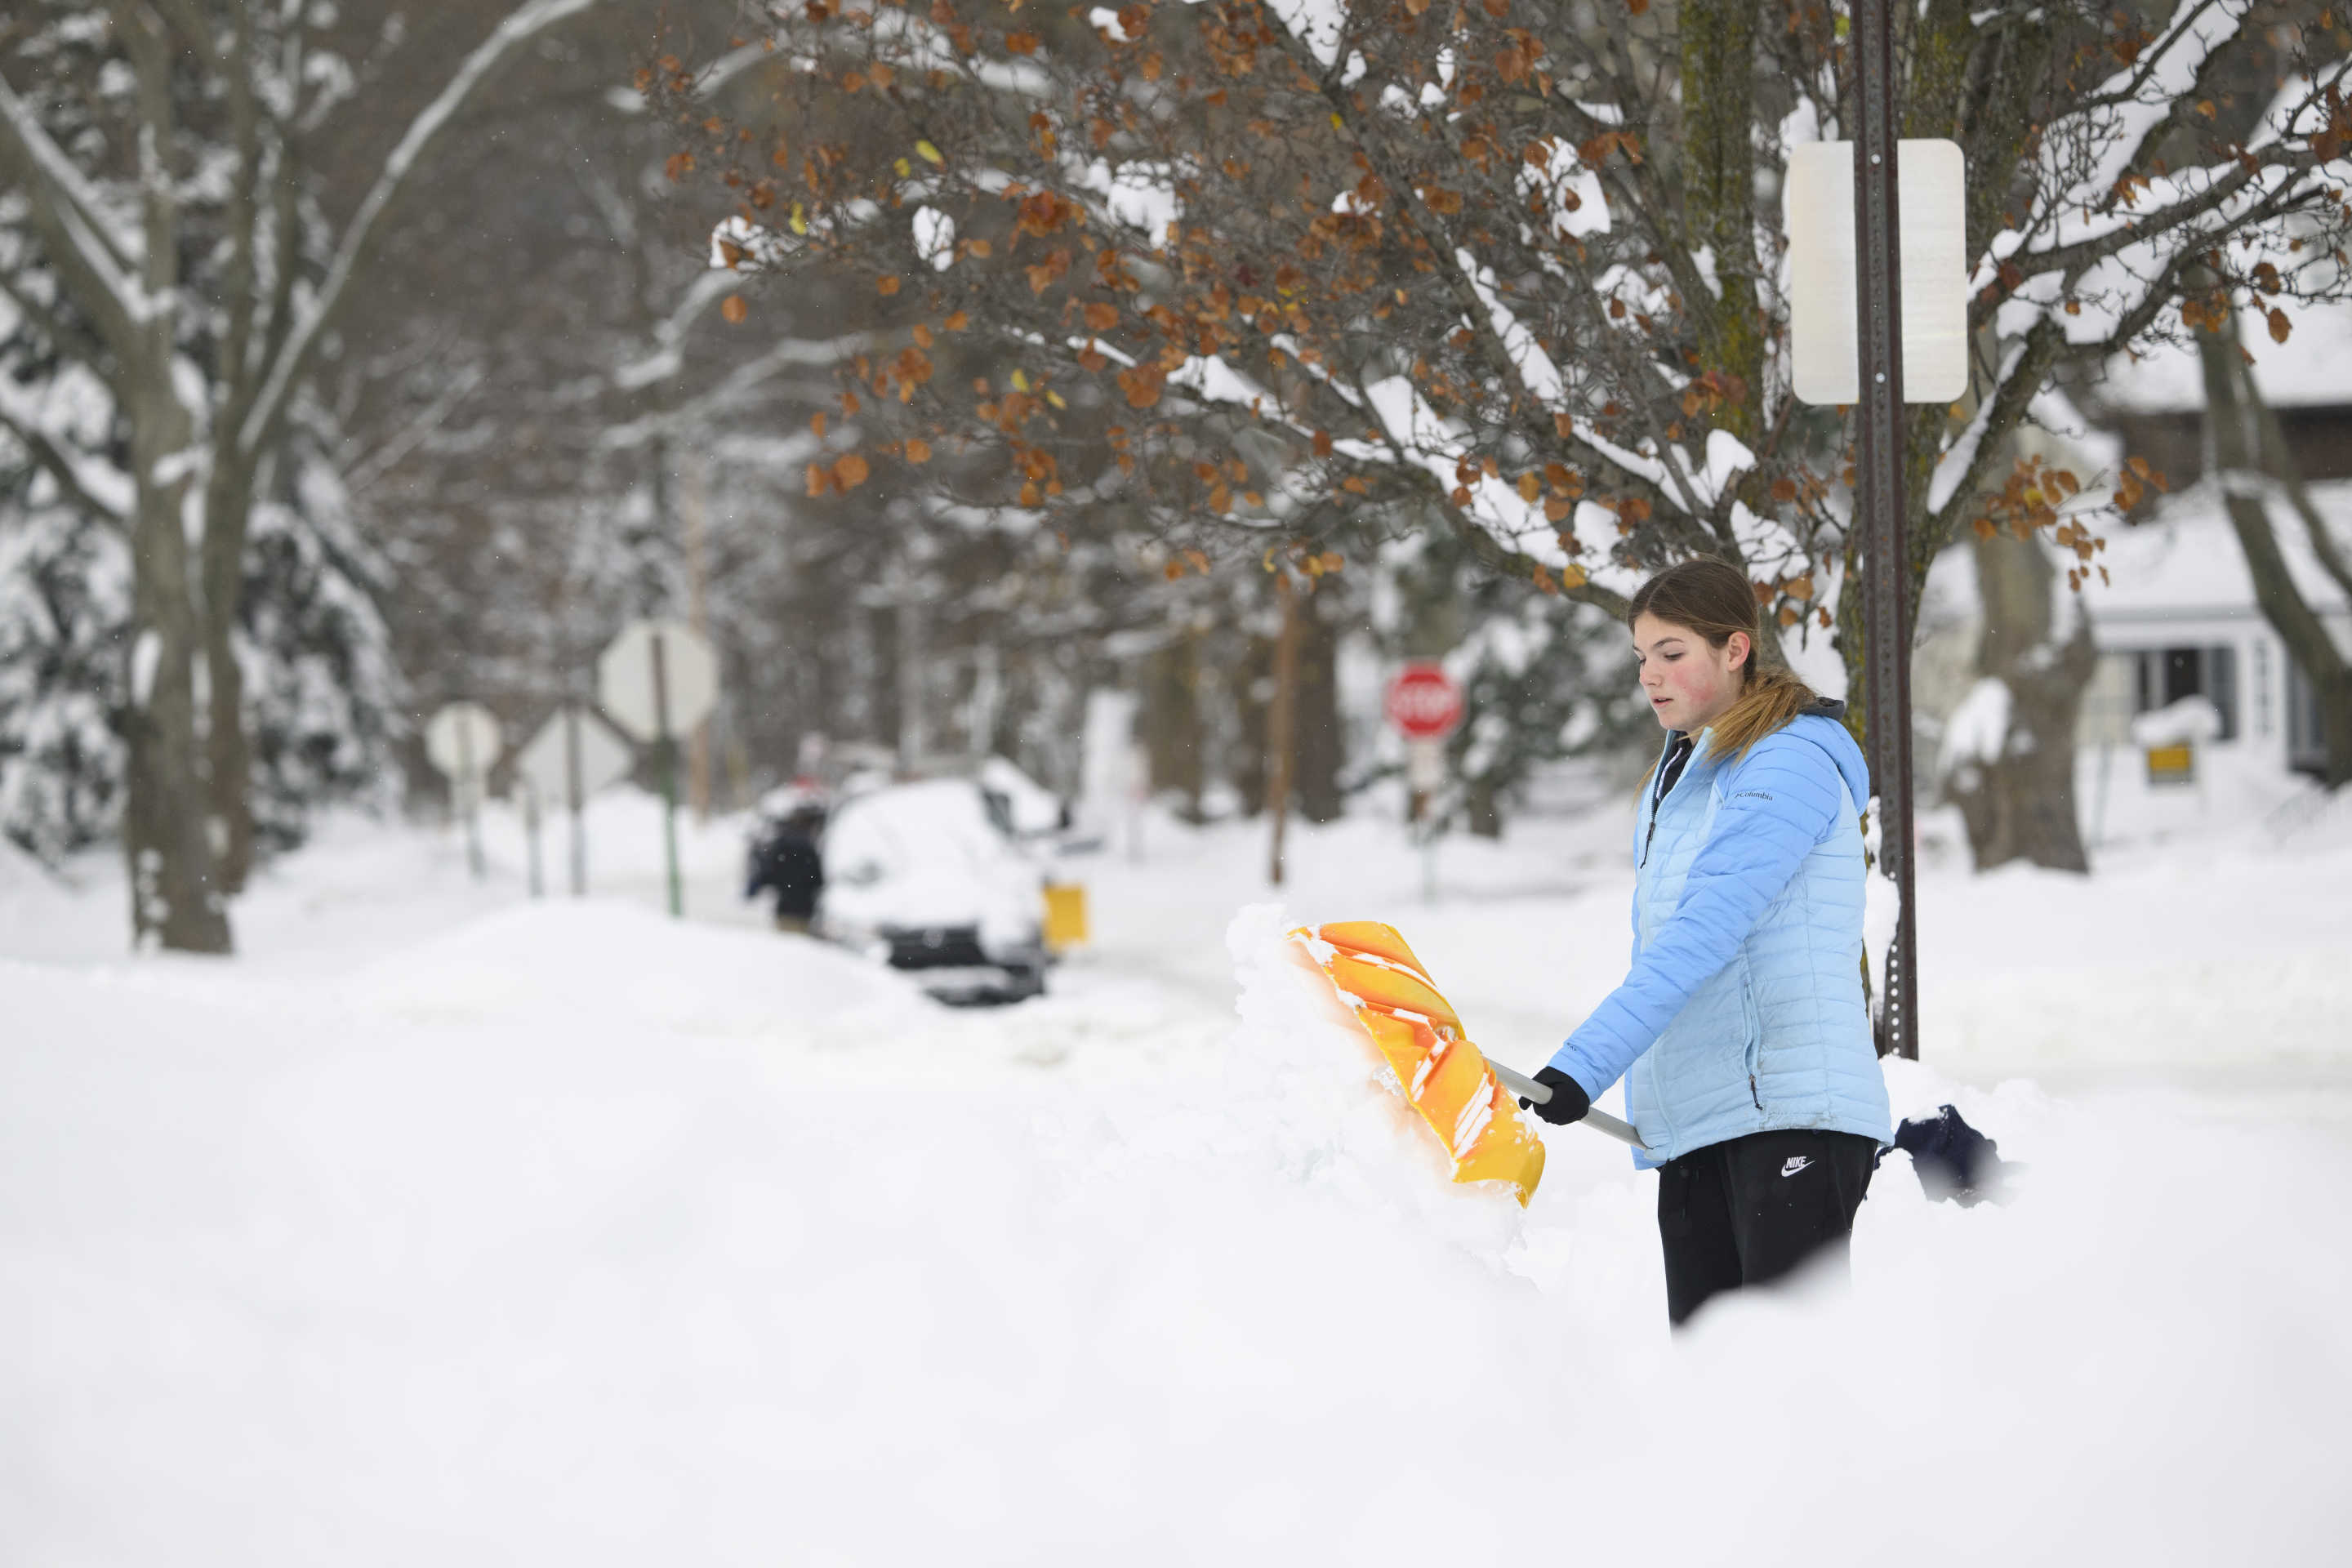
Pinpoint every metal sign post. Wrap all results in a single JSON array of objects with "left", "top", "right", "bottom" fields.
[
  {"left": 650, "top": 630, "right": 681, "bottom": 917},
  {"left": 564, "top": 706, "right": 587, "bottom": 895},
  {"left": 424, "top": 702, "right": 501, "bottom": 882},
  {"left": 1385, "top": 662, "right": 1463, "bottom": 906},
  {"left": 597, "top": 619, "right": 720, "bottom": 920},
  {"left": 1853, "top": 0, "right": 1920, "bottom": 1061},
  {"left": 523, "top": 783, "right": 545, "bottom": 898}
]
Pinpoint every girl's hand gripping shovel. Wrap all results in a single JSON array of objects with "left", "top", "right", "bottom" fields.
[{"left": 1485, "top": 1060, "right": 1648, "bottom": 1150}]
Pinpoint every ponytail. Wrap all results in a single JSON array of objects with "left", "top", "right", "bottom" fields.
[{"left": 1705, "top": 667, "right": 1818, "bottom": 762}]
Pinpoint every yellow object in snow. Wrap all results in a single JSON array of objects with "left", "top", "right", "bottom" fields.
[
  {"left": 1042, "top": 883, "right": 1089, "bottom": 952},
  {"left": 1288, "top": 920, "right": 1548, "bottom": 1206},
  {"left": 2145, "top": 742, "right": 2195, "bottom": 784}
]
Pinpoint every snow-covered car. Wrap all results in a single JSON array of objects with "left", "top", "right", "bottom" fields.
[
  {"left": 816, "top": 777, "right": 1049, "bottom": 1003},
  {"left": 978, "top": 755, "right": 1071, "bottom": 839}
]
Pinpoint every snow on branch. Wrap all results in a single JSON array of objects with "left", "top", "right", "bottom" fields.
[
  {"left": 0, "top": 373, "right": 133, "bottom": 523},
  {"left": 0, "top": 74, "right": 154, "bottom": 352},
  {"left": 604, "top": 331, "right": 870, "bottom": 447},
  {"left": 1981, "top": 0, "right": 2344, "bottom": 350}
]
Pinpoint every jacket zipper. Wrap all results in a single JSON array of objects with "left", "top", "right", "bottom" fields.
[{"left": 1639, "top": 735, "right": 1690, "bottom": 869}]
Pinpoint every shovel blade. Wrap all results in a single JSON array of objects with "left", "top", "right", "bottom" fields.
[{"left": 1290, "top": 921, "right": 1547, "bottom": 1206}]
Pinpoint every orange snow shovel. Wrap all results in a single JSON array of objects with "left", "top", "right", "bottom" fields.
[{"left": 1288, "top": 920, "right": 1646, "bottom": 1207}]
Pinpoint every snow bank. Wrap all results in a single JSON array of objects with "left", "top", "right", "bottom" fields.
[
  {"left": 1223, "top": 904, "right": 1528, "bottom": 1256},
  {"left": 341, "top": 899, "right": 927, "bottom": 1037},
  {"left": 3, "top": 805, "right": 2351, "bottom": 1563}
]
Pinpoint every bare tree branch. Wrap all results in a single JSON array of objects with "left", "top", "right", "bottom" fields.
[{"left": 238, "top": 0, "right": 613, "bottom": 458}]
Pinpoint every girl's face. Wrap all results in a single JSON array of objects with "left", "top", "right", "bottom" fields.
[{"left": 1632, "top": 612, "right": 1750, "bottom": 733}]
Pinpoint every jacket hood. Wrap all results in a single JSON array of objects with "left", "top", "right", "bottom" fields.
[{"left": 1780, "top": 703, "right": 1873, "bottom": 811}]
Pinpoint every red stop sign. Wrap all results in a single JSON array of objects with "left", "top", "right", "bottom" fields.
[{"left": 1385, "top": 663, "right": 1463, "bottom": 740}]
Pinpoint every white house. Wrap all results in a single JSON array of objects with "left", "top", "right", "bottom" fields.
[
  {"left": 2073, "top": 483, "right": 2349, "bottom": 779},
  {"left": 2065, "top": 298, "right": 2352, "bottom": 780}
]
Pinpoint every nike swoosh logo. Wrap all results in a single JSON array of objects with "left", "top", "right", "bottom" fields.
[{"left": 1780, "top": 1156, "right": 1813, "bottom": 1177}]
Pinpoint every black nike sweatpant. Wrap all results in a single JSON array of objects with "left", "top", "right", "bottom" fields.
[{"left": 1655, "top": 1129, "right": 1878, "bottom": 1327}]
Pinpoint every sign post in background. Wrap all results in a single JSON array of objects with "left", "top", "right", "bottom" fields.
[
  {"left": 1384, "top": 662, "right": 1463, "bottom": 904},
  {"left": 598, "top": 620, "right": 719, "bottom": 918},
  {"left": 425, "top": 702, "right": 501, "bottom": 881},
  {"left": 514, "top": 704, "right": 635, "bottom": 898}
]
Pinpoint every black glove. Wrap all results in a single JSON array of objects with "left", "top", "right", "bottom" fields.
[{"left": 1519, "top": 1066, "right": 1591, "bottom": 1126}]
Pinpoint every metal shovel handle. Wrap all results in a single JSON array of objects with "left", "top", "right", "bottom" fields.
[{"left": 1488, "top": 1060, "right": 1649, "bottom": 1150}]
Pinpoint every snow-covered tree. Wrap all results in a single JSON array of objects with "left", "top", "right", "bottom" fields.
[
  {"left": 0, "top": 485, "right": 124, "bottom": 862},
  {"left": 662, "top": 0, "right": 2352, "bottom": 858},
  {"left": 0, "top": 0, "right": 608, "bottom": 950}
]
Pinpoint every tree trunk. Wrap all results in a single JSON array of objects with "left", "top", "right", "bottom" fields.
[
  {"left": 203, "top": 457, "right": 257, "bottom": 893},
  {"left": 1293, "top": 590, "right": 1344, "bottom": 824},
  {"left": 1231, "top": 631, "right": 1270, "bottom": 817},
  {"left": 1942, "top": 530, "right": 2095, "bottom": 872},
  {"left": 1265, "top": 573, "right": 1300, "bottom": 885},
  {"left": 1139, "top": 628, "right": 1205, "bottom": 819},
  {"left": 1464, "top": 774, "right": 1503, "bottom": 839},
  {"left": 2198, "top": 307, "right": 2352, "bottom": 787},
  {"left": 124, "top": 381, "right": 233, "bottom": 953},
  {"left": 119, "top": 13, "right": 229, "bottom": 953},
  {"left": 1678, "top": 0, "right": 1762, "bottom": 439}
]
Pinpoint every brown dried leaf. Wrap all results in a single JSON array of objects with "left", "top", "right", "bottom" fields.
[
  {"left": 721, "top": 294, "right": 749, "bottom": 323},
  {"left": 1116, "top": 364, "right": 1165, "bottom": 408}
]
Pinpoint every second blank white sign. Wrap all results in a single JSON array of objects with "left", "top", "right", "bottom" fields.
[{"left": 1787, "top": 139, "right": 1970, "bottom": 408}]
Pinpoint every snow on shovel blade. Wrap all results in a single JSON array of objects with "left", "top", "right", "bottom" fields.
[{"left": 1288, "top": 920, "right": 1547, "bottom": 1207}]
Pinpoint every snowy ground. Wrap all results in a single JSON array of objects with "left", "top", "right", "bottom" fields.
[{"left": 5, "top": 773, "right": 2350, "bottom": 1564}]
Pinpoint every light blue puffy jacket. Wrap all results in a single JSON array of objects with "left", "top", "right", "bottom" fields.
[{"left": 1548, "top": 707, "right": 1894, "bottom": 1169}]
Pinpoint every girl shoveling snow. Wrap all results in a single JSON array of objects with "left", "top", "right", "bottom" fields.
[{"left": 1520, "top": 559, "right": 1894, "bottom": 1326}]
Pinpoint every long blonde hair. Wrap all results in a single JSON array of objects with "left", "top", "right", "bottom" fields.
[{"left": 1629, "top": 559, "right": 1818, "bottom": 764}]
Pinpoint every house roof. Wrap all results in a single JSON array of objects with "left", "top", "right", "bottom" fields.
[
  {"left": 2092, "top": 299, "right": 2352, "bottom": 415},
  {"left": 2081, "top": 479, "right": 2352, "bottom": 622}
]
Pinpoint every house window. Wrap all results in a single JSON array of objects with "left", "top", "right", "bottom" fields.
[{"left": 2132, "top": 644, "right": 2239, "bottom": 742}]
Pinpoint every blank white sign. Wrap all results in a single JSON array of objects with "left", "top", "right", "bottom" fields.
[
  {"left": 1787, "top": 139, "right": 1969, "bottom": 407},
  {"left": 596, "top": 618, "right": 719, "bottom": 744},
  {"left": 424, "top": 702, "right": 501, "bottom": 782},
  {"left": 514, "top": 705, "right": 635, "bottom": 808}
]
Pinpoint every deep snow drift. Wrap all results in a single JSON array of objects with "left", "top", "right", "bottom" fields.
[{"left": 3, "top": 782, "right": 2350, "bottom": 1564}]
